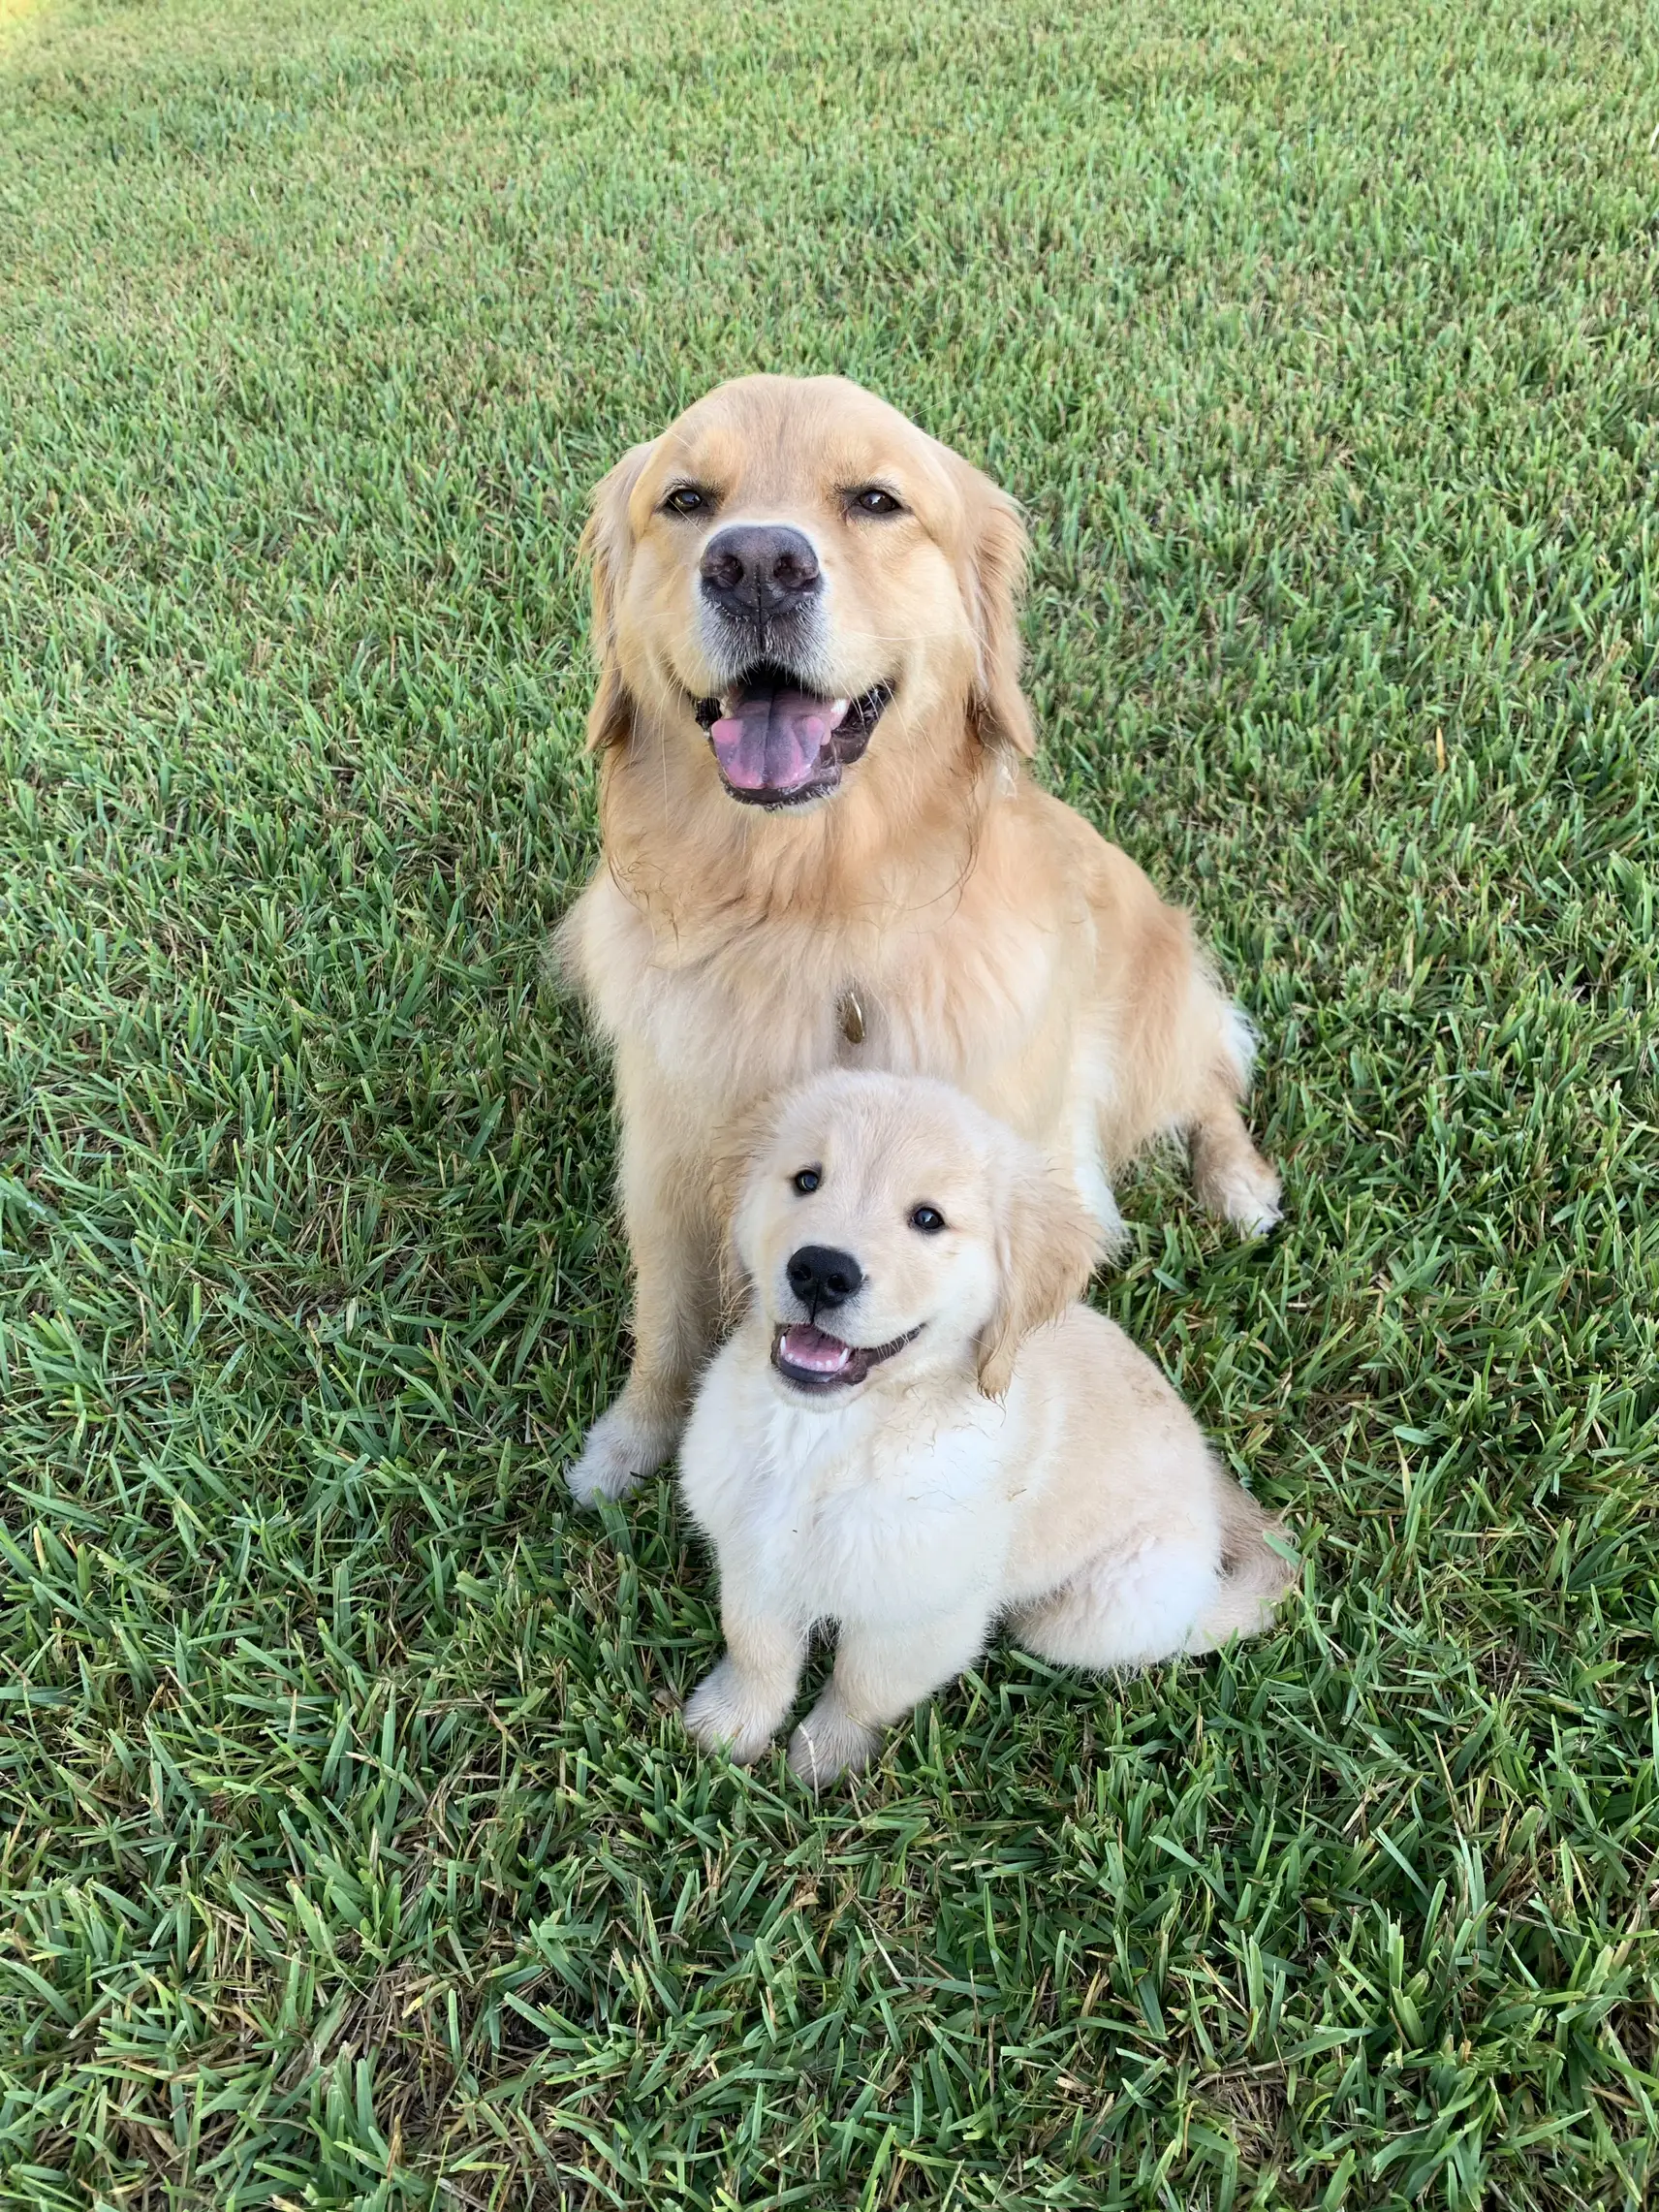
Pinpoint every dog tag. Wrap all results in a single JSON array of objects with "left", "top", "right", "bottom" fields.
[{"left": 838, "top": 987, "right": 865, "bottom": 1046}]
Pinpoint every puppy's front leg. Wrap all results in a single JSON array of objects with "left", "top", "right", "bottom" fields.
[
  {"left": 683, "top": 1609, "right": 807, "bottom": 1765},
  {"left": 788, "top": 1605, "right": 991, "bottom": 1791}
]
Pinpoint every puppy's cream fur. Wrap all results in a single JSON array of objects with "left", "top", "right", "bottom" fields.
[
  {"left": 679, "top": 1070, "right": 1296, "bottom": 1789},
  {"left": 561, "top": 373, "right": 1281, "bottom": 1506}
]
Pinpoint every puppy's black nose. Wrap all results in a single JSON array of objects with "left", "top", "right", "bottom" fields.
[
  {"left": 701, "top": 524, "right": 821, "bottom": 619},
  {"left": 786, "top": 1244, "right": 862, "bottom": 1313}
]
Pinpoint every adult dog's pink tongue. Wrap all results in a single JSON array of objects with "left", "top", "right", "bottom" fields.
[
  {"left": 780, "top": 1324, "right": 852, "bottom": 1375},
  {"left": 710, "top": 683, "right": 838, "bottom": 794}
]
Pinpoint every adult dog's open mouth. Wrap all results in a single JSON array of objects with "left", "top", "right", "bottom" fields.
[
  {"left": 694, "top": 663, "right": 893, "bottom": 807},
  {"left": 770, "top": 1319, "right": 923, "bottom": 1392}
]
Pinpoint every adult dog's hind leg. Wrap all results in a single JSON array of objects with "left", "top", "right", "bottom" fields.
[
  {"left": 1187, "top": 1006, "right": 1280, "bottom": 1235},
  {"left": 1190, "top": 1079, "right": 1281, "bottom": 1235}
]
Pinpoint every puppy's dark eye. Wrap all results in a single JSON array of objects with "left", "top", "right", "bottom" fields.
[
  {"left": 792, "top": 1167, "right": 822, "bottom": 1195},
  {"left": 663, "top": 486, "right": 710, "bottom": 516},
  {"left": 910, "top": 1204, "right": 946, "bottom": 1234},
  {"left": 850, "top": 487, "right": 903, "bottom": 517}
]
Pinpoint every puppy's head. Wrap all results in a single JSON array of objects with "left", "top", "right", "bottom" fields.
[
  {"left": 582, "top": 375, "right": 1032, "bottom": 807},
  {"left": 726, "top": 1070, "right": 1101, "bottom": 1405}
]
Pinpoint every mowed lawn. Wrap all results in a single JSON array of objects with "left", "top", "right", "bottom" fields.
[{"left": 2, "top": 0, "right": 1657, "bottom": 2202}]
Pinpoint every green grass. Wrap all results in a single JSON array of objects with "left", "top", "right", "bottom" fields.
[{"left": 1, "top": 0, "right": 1656, "bottom": 2201}]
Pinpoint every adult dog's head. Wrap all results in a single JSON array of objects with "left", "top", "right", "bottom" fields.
[
  {"left": 725, "top": 1069, "right": 1101, "bottom": 1403},
  {"left": 581, "top": 375, "right": 1032, "bottom": 810}
]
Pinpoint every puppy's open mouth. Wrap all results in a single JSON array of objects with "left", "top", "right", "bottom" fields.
[
  {"left": 694, "top": 663, "right": 893, "bottom": 808},
  {"left": 771, "top": 1320, "right": 923, "bottom": 1392}
]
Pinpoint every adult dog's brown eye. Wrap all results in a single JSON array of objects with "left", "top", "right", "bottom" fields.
[
  {"left": 851, "top": 487, "right": 902, "bottom": 516},
  {"left": 792, "top": 1167, "right": 822, "bottom": 1195},
  {"left": 910, "top": 1204, "right": 946, "bottom": 1234},
  {"left": 664, "top": 486, "right": 709, "bottom": 515}
]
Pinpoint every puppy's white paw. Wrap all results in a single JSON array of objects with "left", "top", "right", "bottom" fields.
[
  {"left": 682, "top": 1660, "right": 788, "bottom": 1764},
  {"left": 565, "top": 1400, "right": 678, "bottom": 1506},
  {"left": 787, "top": 1702, "right": 879, "bottom": 1792}
]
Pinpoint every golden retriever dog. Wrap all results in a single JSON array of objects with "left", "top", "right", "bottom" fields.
[
  {"left": 559, "top": 373, "right": 1281, "bottom": 1506},
  {"left": 677, "top": 1070, "right": 1296, "bottom": 1788}
]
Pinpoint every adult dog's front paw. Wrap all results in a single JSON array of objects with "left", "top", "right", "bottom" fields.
[
  {"left": 682, "top": 1660, "right": 790, "bottom": 1764},
  {"left": 565, "top": 1399, "right": 678, "bottom": 1506}
]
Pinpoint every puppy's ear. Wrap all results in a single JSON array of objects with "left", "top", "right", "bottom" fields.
[
  {"left": 579, "top": 439, "right": 656, "bottom": 752},
  {"left": 959, "top": 469, "right": 1035, "bottom": 758},
  {"left": 705, "top": 1090, "right": 786, "bottom": 1328},
  {"left": 977, "top": 1168, "right": 1102, "bottom": 1399}
]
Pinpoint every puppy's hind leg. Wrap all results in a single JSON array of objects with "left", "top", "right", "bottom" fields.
[
  {"left": 788, "top": 1604, "right": 991, "bottom": 1792},
  {"left": 1185, "top": 1483, "right": 1299, "bottom": 1656},
  {"left": 1017, "top": 1488, "right": 1296, "bottom": 1670},
  {"left": 1013, "top": 1533, "right": 1222, "bottom": 1671}
]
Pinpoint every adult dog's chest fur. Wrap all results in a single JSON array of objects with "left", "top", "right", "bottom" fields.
[{"left": 567, "top": 856, "right": 1096, "bottom": 1135}]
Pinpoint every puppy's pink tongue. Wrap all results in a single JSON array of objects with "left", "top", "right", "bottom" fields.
[
  {"left": 710, "top": 683, "right": 839, "bottom": 794},
  {"left": 781, "top": 1324, "right": 852, "bottom": 1374}
]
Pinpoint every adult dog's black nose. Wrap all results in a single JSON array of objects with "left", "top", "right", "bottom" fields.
[
  {"left": 701, "top": 524, "right": 821, "bottom": 619},
  {"left": 786, "top": 1245, "right": 862, "bottom": 1314}
]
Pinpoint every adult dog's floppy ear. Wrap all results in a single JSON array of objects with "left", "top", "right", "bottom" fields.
[
  {"left": 579, "top": 438, "right": 656, "bottom": 753},
  {"left": 977, "top": 1167, "right": 1102, "bottom": 1399},
  {"left": 958, "top": 466, "right": 1035, "bottom": 757}
]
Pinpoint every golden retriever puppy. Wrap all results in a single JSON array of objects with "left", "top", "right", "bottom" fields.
[
  {"left": 678, "top": 1070, "right": 1295, "bottom": 1789},
  {"left": 560, "top": 374, "right": 1281, "bottom": 1506}
]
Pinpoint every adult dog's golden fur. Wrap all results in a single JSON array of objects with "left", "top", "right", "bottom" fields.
[{"left": 559, "top": 374, "right": 1281, "bottom": 1503}]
